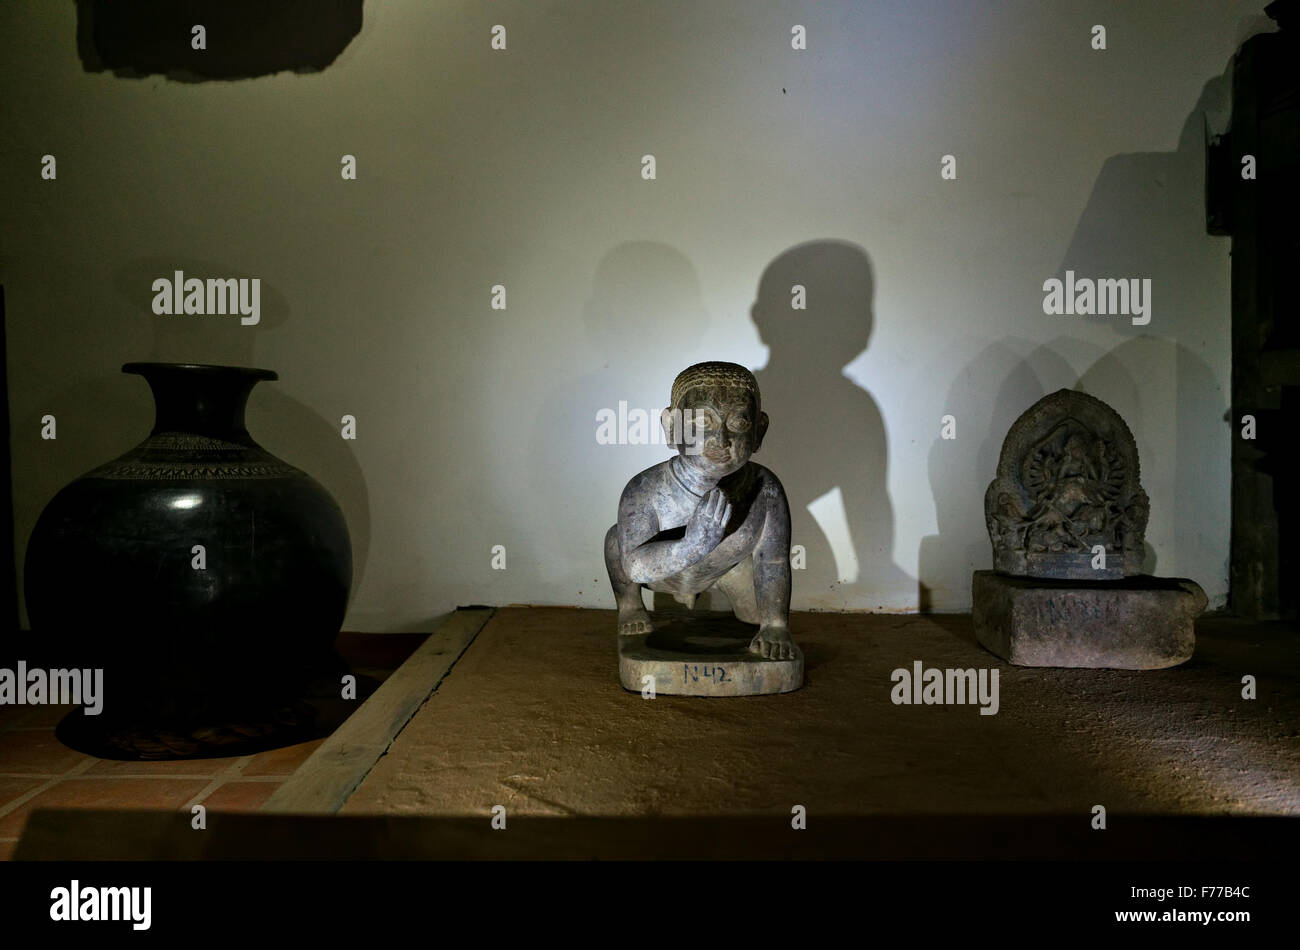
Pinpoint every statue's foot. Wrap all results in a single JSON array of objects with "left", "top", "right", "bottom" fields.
[
  {"left": 749, "top": 624, "right": 798, "bottom": 660},
  {"left": 617, "top": 606, "right": 652, "bottom": 637}
]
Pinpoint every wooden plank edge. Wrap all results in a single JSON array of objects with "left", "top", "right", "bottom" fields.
[{"left": 261, "top": 607, "right": 495, "bottom": 815}]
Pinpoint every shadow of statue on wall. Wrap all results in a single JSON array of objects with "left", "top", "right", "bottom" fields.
[
  {"left": 750, "top": 240, "right": 911, "bottom": 611},
  {"left": 1050, "top": 68, "right": 1234, "bottom": 587},
  {"left": 919, "top": 61, "right": 1240, "bottom": 613}
]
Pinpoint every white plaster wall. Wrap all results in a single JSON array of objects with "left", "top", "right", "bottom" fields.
[{"left": 1, "top": 1, "right": 1264, "bottom": 629}]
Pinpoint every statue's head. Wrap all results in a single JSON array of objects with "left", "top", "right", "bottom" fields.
[{"left": 661, "top": 361, "right": 768, "bottom": 477}]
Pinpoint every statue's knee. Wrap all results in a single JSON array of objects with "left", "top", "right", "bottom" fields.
[{"left": 604, "top": 526, "right": 624, "bottom": 573}]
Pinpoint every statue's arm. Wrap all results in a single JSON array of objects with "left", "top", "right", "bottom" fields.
[
  {"left": 619, "top": 484, "right": 723, "bottom": 584},
  {"left": 619, "top": 506, "right": 693, "bottom": 585}
]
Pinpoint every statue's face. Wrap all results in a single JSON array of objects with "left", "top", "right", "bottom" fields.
[{"left": 676, "top": 386, "right": 762, "bottom": 477}]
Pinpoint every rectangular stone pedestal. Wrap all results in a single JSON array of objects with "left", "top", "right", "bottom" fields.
[{"left": 972, "top": 571, "right": 1206, "bottom": 669}]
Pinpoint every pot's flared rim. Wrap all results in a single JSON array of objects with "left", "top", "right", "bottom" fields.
[{"left": 122, "top": 362, "right": 278, "bottom": 381}]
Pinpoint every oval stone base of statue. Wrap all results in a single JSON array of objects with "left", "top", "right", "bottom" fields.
[
  {"left": 972, "top": 570, "right": 1206, "bottom": 669},
  {"left": 618, "top": 613, "right": 803, "bottom": 696}
]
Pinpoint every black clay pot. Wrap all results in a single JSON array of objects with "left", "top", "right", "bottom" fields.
[{"left": 24, "top": 363, "right": 351, "bottom": 755}]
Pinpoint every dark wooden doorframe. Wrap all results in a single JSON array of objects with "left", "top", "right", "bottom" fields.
[
  {"left": 0, "top": 284, "right": 16, "bottom": 635},
  {"left": 1208, "top": 0, "right": 1300, "bottom": 620}
]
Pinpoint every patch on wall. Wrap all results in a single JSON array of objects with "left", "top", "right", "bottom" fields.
[{"left": 76, "top": 0, "right": 363, "bottom": 81}]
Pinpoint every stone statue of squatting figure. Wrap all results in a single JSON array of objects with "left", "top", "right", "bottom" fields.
[{"left": 604, "top": 362, "right": 797, "bottom": 660}]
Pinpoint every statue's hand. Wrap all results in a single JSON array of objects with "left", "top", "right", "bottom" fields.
[{"left": 684, "top": 488, "right": 730, "bottom": 554}]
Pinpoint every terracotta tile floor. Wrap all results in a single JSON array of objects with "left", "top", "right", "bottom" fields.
[{"left": 0, "top": 632, "right": 426, "bottom": 860}]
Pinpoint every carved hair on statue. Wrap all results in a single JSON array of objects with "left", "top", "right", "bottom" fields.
[{"left": 670, "top": 361, "right": 761, "bottom": 411}]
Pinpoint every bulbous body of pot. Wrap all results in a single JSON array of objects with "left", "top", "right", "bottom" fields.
[{"left": 23, "top": 364, "right": 351, "bottom": 709}]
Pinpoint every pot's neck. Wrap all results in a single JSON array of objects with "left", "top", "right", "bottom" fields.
[{"left": 124, "top": 363, "right": 276, "bottom": 443}]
